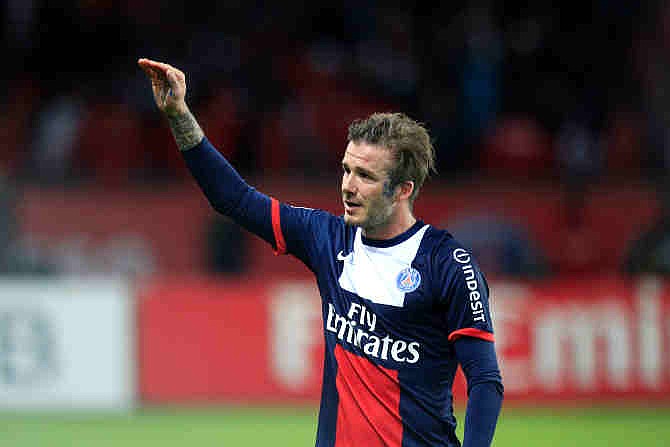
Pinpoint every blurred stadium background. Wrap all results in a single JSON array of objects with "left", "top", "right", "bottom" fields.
[{"left": 1, "top": 1, "right": 670, "bottom": 446}]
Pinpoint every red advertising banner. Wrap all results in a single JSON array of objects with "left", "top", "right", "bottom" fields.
[
  {"left": 493, "top": 276, "right": 670, "bottom": 403},
  {"left": 138, "top": 275, "right": 670, "bottom": 404},
  {"left": 138, "top": 278, "right": 325, "bottom": 403}
]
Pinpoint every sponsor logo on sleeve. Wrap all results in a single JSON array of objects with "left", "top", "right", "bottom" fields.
[
  {"left": 453, "top": 248, "right": 471, "bottom": 264},
  {"left": 452, "top": 248, "right": 486, "bottom": 323}
]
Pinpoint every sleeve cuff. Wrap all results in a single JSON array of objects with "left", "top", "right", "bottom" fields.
[
  {"left": 271, "top": 198, "right": 287, "bottom": 255},
  {"left": 448, "top": 328, "right": 495, "bottom": 342}
]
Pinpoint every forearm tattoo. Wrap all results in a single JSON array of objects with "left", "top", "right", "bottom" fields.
[{"left": 166, "top": 110, "right": 205, "bottom": 152}]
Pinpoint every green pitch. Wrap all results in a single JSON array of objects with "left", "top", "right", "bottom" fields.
[{"left": 1, "top": 405, "right": 668, "bottom": 446}]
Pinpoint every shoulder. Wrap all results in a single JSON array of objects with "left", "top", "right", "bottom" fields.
[
  {"left": 419, "top": 225, "right": 487, "bottom": 287},
  {"left": 420, "top": 226, "right": 472, "bottom": 265},
  {"left": 420, "top": 226, "right": 491, "bottom": 310},
  {"left": 278, "top": 202, "right": 349, "bottom": 244},
  {"left": 280, "top": 202, "right": 344, "bottom": 226}
]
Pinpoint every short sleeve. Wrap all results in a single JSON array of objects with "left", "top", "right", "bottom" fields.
[{"left": 435, "top": 246, "right": 495, "bottom": 343}]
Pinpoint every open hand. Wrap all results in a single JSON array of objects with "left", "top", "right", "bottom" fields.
[{"left": 138, "top": 58, "right": 188, "bottom": 116}]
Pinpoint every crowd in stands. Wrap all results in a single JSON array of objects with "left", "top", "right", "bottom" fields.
[{"left": 2, "top": 1, "right": 670, "bottom": 278}]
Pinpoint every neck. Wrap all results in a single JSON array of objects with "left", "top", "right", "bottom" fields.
[{"left": 362, "top": 212, "right": 417, "bottom": 240}]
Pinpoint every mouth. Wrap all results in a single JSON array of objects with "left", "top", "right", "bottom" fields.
[{"left": 344, "top": 200, "right": 362, "bottom": 214}]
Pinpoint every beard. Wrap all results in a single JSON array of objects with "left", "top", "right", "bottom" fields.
[{"left": 344, "top": 193, "right": 394, "bottom": 234}]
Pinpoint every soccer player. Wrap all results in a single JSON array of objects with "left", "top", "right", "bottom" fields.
[{"left": 138, "top": 58, "right": 503, "bottom": 447}]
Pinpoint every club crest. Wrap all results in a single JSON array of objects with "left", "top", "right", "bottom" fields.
[{"left": 396, "top": 267, "right": 421, "bottom": 292}]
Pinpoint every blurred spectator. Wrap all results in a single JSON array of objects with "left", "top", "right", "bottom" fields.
[
  {"left": 447, "top": 213, "right": 549, "bottom": 279},
  {"left": 259, "top": 95, "right": 330, "bottom": 176},
  {"left": 498, "top": 2, "right": 556, "bottom": 123},
  {"left": 74, "top": 98, "right": 144, "bottom": 185},
  {"left": 0, "top": 170, "right": 53, "bottom": 275},
  {"left": 4, "top": 0, "right": 39, "bottom": 84},
  {"left": 603, "top": 106, "right": 643, "bottom": 180},
  {"left": 0, "top": 0, "right": 648, "bottom": 186},
  {"left": 0, "top": 78, "right": 40, "bottom": 177},
  {"left": 456, "top": 1, "right": 503, "bottom": 151},
  {"left": 205, "top": 215, "right": 248, "bottom": 275},
  {"left": 634, "top": 1, "right": 670, "bottom": 181},
  {"left": 555, "top": 108, "right": 603, "bottom": 188},
  {"left": 353, "top": 6, "right": 418, "bottom": 104},
  {"left": 28, "top": 86, "right": 85, "bottom": 184},
  {"left": 552, "top": 184, "right": 607, "bottom": 275},
  {"left": 0, "top": 0, "right": 661, "bottom": 281},
  {"left": 417, "top": 1, "right": 503, "bottom": 175},
  {"left": 198, "top": 84, "right": 244, "bottom": 164},
  {"left": 0, "top": 170, "right": 17, "bottom": 272},
  {"left": 623, "top": 179, "right": 670, "bottom": 276},
  {"left": 258, "top": 49, "right": 390, "bottom": 176},
  {"left": 480, "top": 116, "right": 554, "bottom": 179},
  {"left": 140, "top": 115, "right": 189, "bottom": 180}
]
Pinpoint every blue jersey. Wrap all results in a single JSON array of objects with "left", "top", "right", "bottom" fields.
[
  {"left": 274, "top": 203, "right": 494, "bottom": 447},
  {"left": 182, "top": 138, "right": 502, "bottom": 447}
]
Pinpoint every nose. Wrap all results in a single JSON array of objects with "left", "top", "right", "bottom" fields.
[{"left": 342, "top": 171, "right": 356, "bottom": 195}]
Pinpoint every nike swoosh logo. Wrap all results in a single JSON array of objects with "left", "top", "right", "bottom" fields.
[{"left": 337, "top": 250, "right": 349, "bottom": 262}]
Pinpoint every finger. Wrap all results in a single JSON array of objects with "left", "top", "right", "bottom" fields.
[
  {"left": 138, "top": 58, "right": 172, "bottom": 76},
  {"left": 166, "top": 69, "right": 184, "bottom": 93},
  {"left": 138, "top": 58, "right": 160, "bottom": 72},
  {"left": 138, "top": 63, "right": 160, "bottom": 80},
  {"left": 147, "top": 59, "right": 177, "bottom": 75},
  {"left": 138, "top": 60, "right": 163, "bottom": 79},
  {"left": 138, "top": 58, "right": 165, "bottom": 69}
]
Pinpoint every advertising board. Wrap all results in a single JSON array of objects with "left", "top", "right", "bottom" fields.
[
  {"left": 139, "top": 276, "right": 670, "bottom": 404},
  {"left": 0, "top": 279, "right": 135, "bottom": 410}
]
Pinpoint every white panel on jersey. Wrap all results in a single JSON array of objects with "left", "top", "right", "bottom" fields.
[{"left": 338, "top": 225, "right": 429, "bottom": 307}]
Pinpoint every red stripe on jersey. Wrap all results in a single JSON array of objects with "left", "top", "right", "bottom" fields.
[
  {"left": 270, "top": 198, "right": 286, "bottom": 255},
  {"left": 448, "top": 327, "right": 495, "bottom": 342},
  {"left": 334, "top": 345, "right": 402, "bottom": 447}
]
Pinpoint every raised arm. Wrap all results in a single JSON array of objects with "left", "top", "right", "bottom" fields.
[
  {"left": 138, "top": 58, "right": 277, "bottom": 246},
  {"left": 137, "top": 58, "right": 204, "bottom": 151}
]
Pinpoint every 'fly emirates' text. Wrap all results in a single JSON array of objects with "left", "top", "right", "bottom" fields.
[{"left": 326, "top": 302, "right": 421, "bottom": 364}]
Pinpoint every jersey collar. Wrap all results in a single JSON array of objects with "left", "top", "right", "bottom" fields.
[{"left": 361, "top": 220, "right": 426, "bottom": 248}]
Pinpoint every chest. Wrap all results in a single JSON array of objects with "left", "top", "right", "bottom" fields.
[
  {"left": 333, "top": 247, "right": 436, "bottom": 326},
  {"left": 322, "top": 256, "right": 448, "bottom": 368},
  {"left": 336, "top": 227, "right": 432, "bottom": 308}
]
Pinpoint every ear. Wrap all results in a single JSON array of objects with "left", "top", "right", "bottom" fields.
[{"left": 394, "top": 180, "right": 415, "bottom": 202}]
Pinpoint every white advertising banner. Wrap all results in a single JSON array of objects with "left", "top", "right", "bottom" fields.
[{"left": 0, "top": 278, "right": 135, "bottom": 410}]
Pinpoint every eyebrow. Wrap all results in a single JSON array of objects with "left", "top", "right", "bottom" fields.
[{"left": 343, "top": 162, "right": 378, "bottom": 178}]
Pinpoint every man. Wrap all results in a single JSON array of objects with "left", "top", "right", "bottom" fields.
[{"left": 138, "top": 58, "right": 503, "bottom": 447}]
